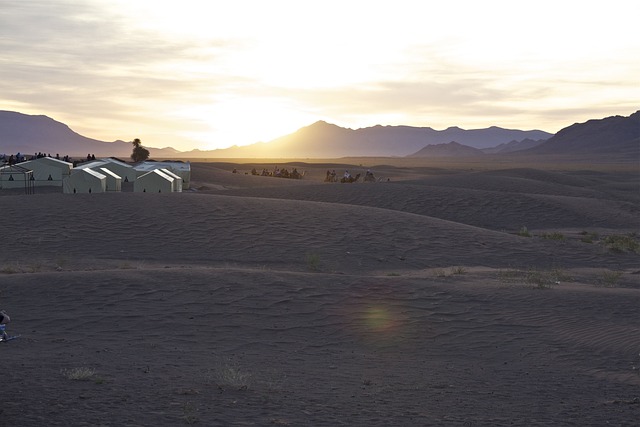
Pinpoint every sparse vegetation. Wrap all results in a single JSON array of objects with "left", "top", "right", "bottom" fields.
[
  {"left": 450, "top": 266, "right": 466, "bottom": 275},
  {"left": 182, "top": 402, "right": 199, "bottom": 425},
  {"left": 61, "top": 367, "right": 97, "bottom": 381},
  {"left": 524, "top": 268, "right": 558, "bottom": 289},
  {"left": 517, "top": 226, "right": 531, "bottom": 237},
  {"left": 433, "top": 268, "right": 447, "bottom": 278},
  {"left": 305, "top": 252, "right": 321, "bottom": 271},
  {"left": 539, "top": 232, "right": 565, "bottom": 241},
  {"left": 596, "top": 270, "right": 623, "bottom": 287},
  {"left": 580, "top": 231, "right": 599, "bottom": 243},
  {"left": 209, "top": 359, "right": 251, "bottom": 390},
  {"left": 55, "top": 256, "right": 69, "bottom": 267},
  {"left": 498, "top": 267, "right": 569, "bottom": 289},
  {"left": 602, "top": 234, "right": 640, "bottom": 254},
  {"left": 0, "top": 264, "right": 19, "bottom": 274},
  {"left": 28, "top": 261, "right": 43, "bottom": 273}
]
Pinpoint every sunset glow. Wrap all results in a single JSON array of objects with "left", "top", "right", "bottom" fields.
[{"left": 1, "top": 0, "right": 638, "bottom": 151}]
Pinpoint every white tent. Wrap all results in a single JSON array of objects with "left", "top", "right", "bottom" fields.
[
  {"left": 63, "top": 168, "right": 106, "bottom": 194},
  {"left": 74, "top": 158, "right": 136, "bottom": 183},
  {"left": 98, "top": 167, "right": 122, "bottom": 192},
  {"left": 0, "top": 164, "right": 34, "bottom": 192},
  {"left": 134, "top": 161, "right": 190, "bottom": 189},
  {"left": 100, "top": 158, "right": 137, "bottom": 183},
  {"left": 159, "top": 168, "right": 182, "bottom": 192},
  {"left": 17, "top": 157, "right": 72, "bottom": 187},
  {"left": 133, "top": 169, "right": 174, "bottom": 193}
]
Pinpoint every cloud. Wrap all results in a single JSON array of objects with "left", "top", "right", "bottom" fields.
[
  {"left": 0, "top": 1, "right": 241, "bottom": 146},
  {"left": 1, "top": 1, "right": 639, "bottom": 149}
]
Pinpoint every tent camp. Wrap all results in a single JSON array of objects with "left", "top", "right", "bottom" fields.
[
  {"left": 98, "top": 167, "right": 122, "bottom": 192},
  {"left": 17, "top": 157, "right": 72, "bottom": 187},
  {"left": 63, "top": 168, "right": 106, "bottom": 194},
  {"left": 0, "top": 164, "right": 34, "bottom": 193},
  {"left": 75, "top": 158, "right": 136, "bottom": 183},
  {"left": 133, "top": 169, "right": 174, "bottom": 193},
  {"left": 134, "top": 161, "right": 190, "bottom": 189}
]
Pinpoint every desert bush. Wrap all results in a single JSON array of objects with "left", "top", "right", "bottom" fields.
[
  {"left": 580, "top": 231, "right": 599, "bottom": 243},
  {"left": 28, "top": 262, "right": 43, "bottom": 273},
  {"left": 497, "top": 268, "right": 521, "bottom": 286},
  {"left": 209, "top": 359, "right": 251, "bottom": 390},
  {"left": 450, "top": 266, "right": 466, "bottom": 275},
  {"left": 305, "top": 252, "right": 321, "bottom": 271},
  {"left": 433, "top": 268, "right": 447, "bottom": 278},
  {"left": 182, "top": 402, "right": 198, "bottom": 425},
  {"left": 0, "top": 264, "right": 20, "bottom": 274},
  {"left": 540, "top": 232, "right": 565, "bottom": 241},
  {"left": 55, "top": 256, "right": 69, "bottom": 267},
  {"left": 498, "top": 267, "right": 566, "bottom": 289},
  {"left": 517, "top": 226, "right": 531, "bottom": 237},
  {"left": 602, "top": 234, "right": 640, "bottom": 254},
  {"left": 61, "top": 367, "right": 97, "bottom": 381},
  {"left": 596, "top": 270, "right": 623, "bottom": 287},
  {"left": 524, "top": 268, "right": 558, "bottom": 289}
]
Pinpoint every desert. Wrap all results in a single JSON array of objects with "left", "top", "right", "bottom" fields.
[
  {"left": 1, "top": 157, "right": 638, "bottom": 426},
  {"left": 3, "top": 1, "right": 640, "bottom": 425}
]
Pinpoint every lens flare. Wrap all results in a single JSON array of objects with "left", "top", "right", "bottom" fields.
[{"left": 365, "top": 306, "right": 396, "bottom": 333}]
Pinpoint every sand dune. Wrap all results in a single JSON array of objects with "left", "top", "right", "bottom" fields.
[{"left": 1, "top": 161, "right": 638, "bottom": 426}]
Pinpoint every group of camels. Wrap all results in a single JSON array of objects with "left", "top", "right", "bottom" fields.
[
  {"left": 247, "top": 167, "right": 304, "bottom": 179},
  {"left": 235, "top": 167, "right": 378, "bottom": 183},
  {"left": 324, "top": 170, "right": 377, "bottom": 183}
]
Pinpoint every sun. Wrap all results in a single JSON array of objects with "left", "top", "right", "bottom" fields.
[{"left": 175, "top": 98, "right": 316, "bottom": 150}]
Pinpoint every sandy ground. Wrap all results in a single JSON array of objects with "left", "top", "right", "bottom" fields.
[{"left": 1, "top": 160, "right": 639, "bottom": 426}]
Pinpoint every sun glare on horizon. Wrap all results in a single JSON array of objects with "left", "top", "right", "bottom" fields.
[{"left": 2, "top": 0, "right": 639, "bottom": 151}]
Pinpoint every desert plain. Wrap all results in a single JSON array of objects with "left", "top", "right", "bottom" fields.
[{"left": 1, "top": 158, "right": 639, "bottom": 426}]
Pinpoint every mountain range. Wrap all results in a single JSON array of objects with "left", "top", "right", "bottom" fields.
[
  {"left": 204, "top": 121, "right": 552, "bottom": 158},
  {"left": 1, "top": 110, "right": 638, "bottom": 160}
]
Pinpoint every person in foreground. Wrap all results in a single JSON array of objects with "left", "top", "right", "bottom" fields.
[{"left": 0, "top": 310, "right": 10, "bottom": 341}]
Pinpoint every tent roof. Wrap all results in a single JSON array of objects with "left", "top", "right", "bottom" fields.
[
  {"left": 81, "top": 168, "right": 107, "bottom": 180},
  {"left": 150, "top": 169, "right": 174, "bottom": 182},
  {"left": 19, "top": 157, "right": 73, "bottom": 168},
  {"left": 137, "top": 168, "right": 173, "bottom": 182},
  {"left": 101, "top": 158, "right": 133, "bottom": 168},
  {"left": 159, "top": 168, "right": 182, "bottom": 181},
  {"left": 98, "top": 167, "right": 121, "bottom": 179},
  {"left": 0, "top": 164, "right": 32, "bottom": 173},
  {"left": 134, "top": 161, "right": 190, "bottom": 173},
  {"left": 75, "top": 160, "right": 109, "bottom": 170}
]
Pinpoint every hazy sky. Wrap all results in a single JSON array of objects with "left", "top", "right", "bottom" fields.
[{"left": 1, "top": 0, "right": 638, "bottom": 151}]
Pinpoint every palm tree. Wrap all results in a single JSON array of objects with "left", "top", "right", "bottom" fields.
[{"left": 131, "top": 138, "right": 150, "bottom": 162}]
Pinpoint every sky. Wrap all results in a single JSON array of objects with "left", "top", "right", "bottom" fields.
[{"left": 1, "top": 0, "right": 639, "bottom": 151}]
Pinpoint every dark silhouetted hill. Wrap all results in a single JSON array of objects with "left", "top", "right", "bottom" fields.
[
  {"left": 519, "top": 111, "right": 639, "bottom": 159},
  {"left": 408, "top": 141, "right": 485, "bottom": 157},
  {"left": 0, "top": 111, "right": 180, "bottom": 159},
  {"left": 482, "top": 138, "right": 546, "bottom": 154}
]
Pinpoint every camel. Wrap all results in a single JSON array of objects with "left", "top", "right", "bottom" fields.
[{"left": 340, "top": 173, "right": 361, "bottom": 183}]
